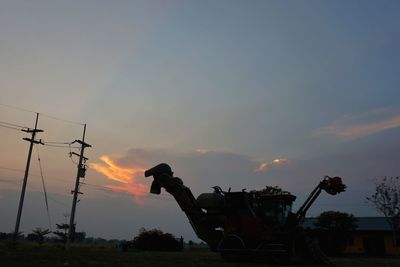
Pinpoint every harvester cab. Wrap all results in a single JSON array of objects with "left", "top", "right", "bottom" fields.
[{"left": 144, "top": 163, "right": 346, "bottom": 264}]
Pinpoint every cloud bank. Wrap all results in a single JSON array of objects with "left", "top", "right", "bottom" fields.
[
  {"left": 89, "top": 149, "right": 290, "bottom": 198},
  {"left": 315, "top": 106, "right": 400, "bottom": 141}
]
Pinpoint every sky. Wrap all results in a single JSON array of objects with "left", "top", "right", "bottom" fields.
[{"left": 0, "top": 0, "right": 400, "bottom": 241}]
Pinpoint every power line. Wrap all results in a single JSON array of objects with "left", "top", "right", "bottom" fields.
[
  {"left": 68, "top": 143, "right": 79, "bottom": 165},
  {"left": 0, "top": 164, "right": 378, "bottom": 208},
  {"left": 44, "top": 141, "right": 72, "bottom": 145},
  {"left": 36, "top": 146, "right": 52, "bottom": 231},
  {"left": 0, "top": 166, "right": 26, "bottom": 173},
  {"left": 79, "top": 182, "right": 175, "bottom": 201},
  {"left": 43, "top": 143, "right": 80, "bottom": 149},
  {"left": 39, "top": 113, "right": 84, "bottom": 126},
  {"left": 0, "top": 171, "right": 373, "bottom": 208},
  {"left": 0, "top": 176, "right": 22, "bottom": 184},
  {"left": 0, "top": 102, "right": 36, "bottom": 114},
  {"left": 39, "top": 140, "right": 80, "bottom": 149},
  {"left": 47, "top": 195, "right": 69, "bottom": 207},
  {"left": 0, "top": 166, "right": 75, "bottom": 186},
  {"left": 43, "top": 144, "right": 70, "bottom": 148},
  {"left": 0, "top": 124, "right": 23, "bottom": 131},
  {"left": 0, "top": 120, "right": 29, "bottom": 133},
  {"left": 0, "top": 121, "right": 29, "bottom": 129},
  {"left": 0, "top": 102, "right": 84, "bottom": 126}
]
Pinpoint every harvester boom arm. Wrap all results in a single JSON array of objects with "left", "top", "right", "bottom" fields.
[
  {"left": 295, "top": 176, "right": 346, "bottom": 224},
  {"left": 144, "top": 163, "right": 221, "bottom": 250}
]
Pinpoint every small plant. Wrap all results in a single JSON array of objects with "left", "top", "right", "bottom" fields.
[
  {"left": 53, "top": 223, "right": 71, "bottom": 245},
  {"left": 27, "top": 227, "right": 51, "bottom": 245}
]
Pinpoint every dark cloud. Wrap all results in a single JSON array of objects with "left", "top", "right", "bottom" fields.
[
  {"left": 3, "top": 132, "right": 397, "bottom": 240},
  {"left": 96, "top": 143, "right": 398, "bottom": 218},
  {"left": 112, "top": 148, "right": 268, "bottom": 196}
]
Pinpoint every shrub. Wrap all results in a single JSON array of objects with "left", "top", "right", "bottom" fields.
[{"left": 132, "top": 228, "right": 183, "bottom": 251}]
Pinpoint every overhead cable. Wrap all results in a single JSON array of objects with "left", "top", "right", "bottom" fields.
[
  {"left": 0, "top": 102, "right": 84, "bottom": 125},
  {"left": 36, "top": 146, "right": 52, "bottom": 231}
]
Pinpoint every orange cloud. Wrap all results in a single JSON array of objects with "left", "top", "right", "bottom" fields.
[
  {"left": 195, "top": 149, "right": 210, "bottom": 155},
  {"left": 256, "top": 162, "right": 269, "bottom": 172},
  {"left": 255, "top": 158, "right": 289, "bottom": 172},
  {"left": 90, "top": 155, "right": 147, "bottom": 197},
  {"left": 271, "top": 158, "right": 289, "bottom": 165},
  {"left": 315, "top": 107, "right": 400, "bottom": 141},
  {"left": 105, "top": 184, "right": 148, "bottom": 197}
]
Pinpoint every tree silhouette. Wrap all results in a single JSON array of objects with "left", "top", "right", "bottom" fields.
[
  {"left": 53, "top": 223, "right": 71, "bottom": 245},
  {"left": 132, "top": 228, "right": 183, "bottom": 251},
  {"left": 73, "top": 231, "right": 86, "bottom": 243},
  {"left": 314, "top": 211, "right": 357, "bottom": 255},
  {"left": 366, "top": 176, "right": 400, "bottom": 248},
  {"left": 27, "top": 227, "right": 51, "bottom": 245},
  {"left": 0, "top": 232, "right": 7, "bottom": 240},
  {"left": 10, "top": 230, "right": 23, "bottom": 240}
]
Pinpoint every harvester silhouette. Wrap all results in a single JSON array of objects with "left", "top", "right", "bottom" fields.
[{"left": 145, "top": 163, "right": 345, "bottom": 264}]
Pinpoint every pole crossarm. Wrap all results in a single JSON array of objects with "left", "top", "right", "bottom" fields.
[
  {"left": 70, "top": 152, "right": 88, "bottom": 161},
  {"left": 72, "top": 139, "right": 92, "bottom": 148},
  {"left": 23, "top": 138, "right": 44, "bottom": 145},
  {"left": 21, "top": 128, "right": 43, "bottom": 133}
]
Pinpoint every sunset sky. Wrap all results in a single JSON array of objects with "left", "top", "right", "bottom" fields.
[{"left": 1, "top": 1, "right": 400, "bottom": 241}]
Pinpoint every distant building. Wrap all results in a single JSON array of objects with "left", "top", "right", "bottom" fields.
[{"left": 303, "top": 217, "right": 399, "bottom": 256}]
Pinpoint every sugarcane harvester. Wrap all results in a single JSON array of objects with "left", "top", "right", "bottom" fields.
[{"left": 144, "top": 163, "right": 346, "bottom": 263}]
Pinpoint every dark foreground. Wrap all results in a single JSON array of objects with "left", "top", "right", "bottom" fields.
[{"left": 1, "top": 243, "right": 399, "bottom": 267}]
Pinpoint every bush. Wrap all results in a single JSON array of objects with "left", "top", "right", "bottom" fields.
[
  {"left": 314, "top": 211, "right": 357, "bottom": 256},
  {"left": 132, "top": 228, "right": 183, "bottom": 251}
]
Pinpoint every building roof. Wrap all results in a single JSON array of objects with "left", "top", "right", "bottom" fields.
[{"left": 302, "top": 217, "right": 392, "bottom": 231}]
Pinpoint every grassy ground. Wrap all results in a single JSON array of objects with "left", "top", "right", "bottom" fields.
[{"left": 0, "top": 242, "right": 399, "bottom": 267}]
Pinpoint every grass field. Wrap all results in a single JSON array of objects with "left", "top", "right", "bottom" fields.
[{"left": 1, "top": 242, "right": 399, "bottom": 267}]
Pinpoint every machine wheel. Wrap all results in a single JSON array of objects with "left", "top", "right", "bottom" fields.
[
  {"left": 218, "top": 235, "right": 247, "bottom": 262},
  {"left": 292, "top": 230, "right": 330, "bottom": 265},
  {"left": 304, "top": 236, "right": 330, "bottom": 265}
]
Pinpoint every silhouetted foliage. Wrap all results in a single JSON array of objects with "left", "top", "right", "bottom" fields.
[
  {"left": 27, "top": 227, "right": 51, "bottom": 245},
  {"left": 52, "top": 223, "right": 86, "bottom": 244},
  {"left": 314, "top": 211, "right": 357, "bottom": 256},
  {"left": 7, "top": 231, "right": 24, "bottom": 241},
  {"left": 188, "top": 240, "right": 194, "bottom": 250},
  {"left": 73, "top": 231, "right": 86, "bottom": 243},
  {"left": 366, "top": 176, "right": 400, "bottom": 248},
  {"left": 315, "top": 211, "right": 357, "bottom": 232},
  {"left": 53, "top": 223, "right": 70, "bottom": 244},
  {"left": 132, "top": 228, "right": 183, "bottom": 251},
  {"left": 0, "top": 232, "right": 9, "bottom": 240}
]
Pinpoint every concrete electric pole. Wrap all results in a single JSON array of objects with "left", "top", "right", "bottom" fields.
[
  {"left": 14, "top": 113, "right": 44, "bottom": 241},
  {"left": 66, "top": 124, "right": 91, "bottom": 249}
]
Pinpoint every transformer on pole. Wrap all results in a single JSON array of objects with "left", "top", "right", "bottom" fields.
[{"left": 66, "top": 124, "right": 91, "bottom": 250}]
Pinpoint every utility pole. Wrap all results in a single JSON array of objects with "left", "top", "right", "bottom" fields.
[
  {"left": 14, "top": 113, "right": 44, "bottom": 241},
  {"left": 66, "top": 124, "right": 91, "bottom": 250}
]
